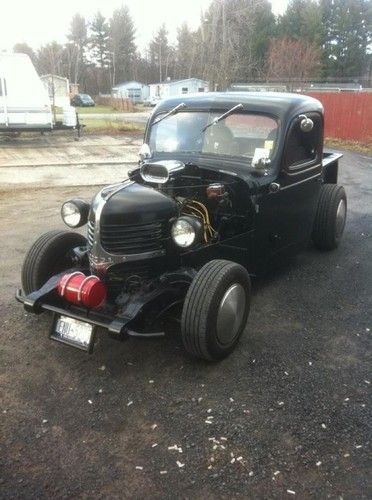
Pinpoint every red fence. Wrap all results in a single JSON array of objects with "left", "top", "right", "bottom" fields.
[{"left": 306, "top": 92, "right": 372, "bottom": 143}]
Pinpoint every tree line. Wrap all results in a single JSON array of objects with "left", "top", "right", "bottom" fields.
[{"left": 14, "top": 0, "right": 372, "bottom": 94}]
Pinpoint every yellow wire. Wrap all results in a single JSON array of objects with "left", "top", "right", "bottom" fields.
[
  {"left": 185, "top": 205, "right": 208, "bottom": 241},
  {"left": 190, "top": 201, "right": 216, "bottom": 237},
  {"left": 182, "top": 200, "right": 216, "bottom": 242}
]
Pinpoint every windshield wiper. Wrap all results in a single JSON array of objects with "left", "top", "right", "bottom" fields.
[
  {"left": 202, "top": 103, "right": 243, "bottom": 132},
  {"left": 152, "top": 103, "right": 187, "bottom": 126}
]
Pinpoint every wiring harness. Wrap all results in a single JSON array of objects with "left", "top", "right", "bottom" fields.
[{"left": 180, "top": 199, "right": 217, "bottom": 243}]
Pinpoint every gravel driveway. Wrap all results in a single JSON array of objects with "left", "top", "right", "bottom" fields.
[{"left": 0, "top": 149, "right": 371, "bottom": 498}]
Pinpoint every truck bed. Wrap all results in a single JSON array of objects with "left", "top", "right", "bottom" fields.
[{"left": 322, "top": 151, "right": 343, "bottom": 184}]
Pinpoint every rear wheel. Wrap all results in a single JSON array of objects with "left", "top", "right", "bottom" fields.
[
  {"left": 21, "top": 230, "right": 87, "bottom": 294},
  {"left": 181, "top": 259, "right": 251, "bottom": 361},
  {"left": 312, "top": 184, "right": 347, "bottom": 250}
]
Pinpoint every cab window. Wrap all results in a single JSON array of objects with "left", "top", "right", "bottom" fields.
[
  {"left": 284, "top": 112, "right": 322, "bottom": 169},
  {"left": 149, "top": 111, "right": 278, "bottom": 161}
]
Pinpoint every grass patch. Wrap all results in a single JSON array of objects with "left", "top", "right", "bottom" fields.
[
  {"left": 325, "top": 138, "right": 372, "bottom": 155},
  {"left": 75, "top": 105, "right": 121, "bottom": 114},
  {"left": 81, "top": 117, "right": 145, "bottom": 135},
  {"left": 53, "top": 105, "right": 121, "bottom": 114}
]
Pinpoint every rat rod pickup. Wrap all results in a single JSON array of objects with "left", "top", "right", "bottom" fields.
[{"left": 16, "top": 93, "right": 347, "bottom": 360}]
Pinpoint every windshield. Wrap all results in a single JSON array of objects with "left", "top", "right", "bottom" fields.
[{"left": 149, "top": 111, "right": 278, "bottom": 161}]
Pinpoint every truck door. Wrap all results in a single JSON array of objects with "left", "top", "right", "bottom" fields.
[{"left": 257, "top": 112, "right": 323, "bottom": 257}]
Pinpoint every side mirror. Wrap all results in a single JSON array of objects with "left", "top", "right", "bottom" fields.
[
  {"left": 299, "top": 114, "right": 314, "bottom": 132},
  {"left": 139, "top": 143, "right": 151, "bottom": 161}
]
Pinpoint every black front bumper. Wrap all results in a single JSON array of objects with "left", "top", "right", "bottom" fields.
[
  {"left": 15, "top": 288, "right": 132, "bottom": 337},
  {"left": 16, "top": 268, "right": 196, "bottom": 340}
]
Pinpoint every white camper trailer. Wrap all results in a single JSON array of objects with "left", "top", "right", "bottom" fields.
[{"left": 0, "top": 53, "right": 53, "bottom": 131}]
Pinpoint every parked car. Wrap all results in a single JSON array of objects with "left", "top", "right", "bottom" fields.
[
  {"left": 17, "top": 93, "right": 347, "bottom": 361},
  {"left": 70, "top": 94, "right": 95, "bottom": 107}
]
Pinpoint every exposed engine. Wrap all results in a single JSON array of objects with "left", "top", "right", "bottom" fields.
[
  {"left": 87, "top": 161, "right": 254, "bottom": 298},
  {"left": 134, "top": 161, "right": 253, "bottom": 243}
]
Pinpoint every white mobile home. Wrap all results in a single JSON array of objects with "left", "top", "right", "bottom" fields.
[
  {"left": 112, "top": 81, "right": 149, "bottom": 103},
  {"left": 40, "top": 74, "right": 70, "bottom": 108},
  {"left": 149, "top": 78, "right": 209, "bottom": 99},
  {"left": 0, "top": 53, "right": 53, "bottom": 131}
]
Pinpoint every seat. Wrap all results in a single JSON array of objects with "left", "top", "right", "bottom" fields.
[{"left": 203, "top": 123, "right": 238, "bottom": 156}]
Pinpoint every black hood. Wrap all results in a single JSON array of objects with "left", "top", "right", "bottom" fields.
[{"left": 96, "top": 182, "right": 177, "bottom": 226}]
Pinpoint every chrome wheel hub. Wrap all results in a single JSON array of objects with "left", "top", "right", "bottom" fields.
[
  {"left": 216, "top": 283, "right": 246, "bottom": 345},
  {"left": 336, "top": 198, "right": 346, "bottom": 238}
]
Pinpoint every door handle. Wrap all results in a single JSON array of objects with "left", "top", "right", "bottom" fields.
[{"left": 269, "top": 182, "right": 281, "bottom": 193}]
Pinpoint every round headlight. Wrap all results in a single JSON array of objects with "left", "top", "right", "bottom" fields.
[
  {"left": 171, "top": 217, "right": 199, "bottom": 248},
  {"left": 61, "top": 199, "right": 89, "bottom": 228}
]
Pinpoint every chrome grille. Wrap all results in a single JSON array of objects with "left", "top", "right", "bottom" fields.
[
  {"left": 100, "top": 221, "right": 165, "bottom": 255},
  {"left": 87, "top": 221, "right": 95, "bottom": 248}
]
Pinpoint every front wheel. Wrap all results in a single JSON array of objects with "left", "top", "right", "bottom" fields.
[
  {"left": 312, "top": 184, "right": 347, "bottom": 250},
  {"left": 21, "top": 230, "right": 87, "bottom": 295},
  {"left": 181, "top": 259, "right": 251, "bottom": 361}
]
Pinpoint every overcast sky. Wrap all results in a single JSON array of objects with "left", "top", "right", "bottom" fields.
[{"left": 1, "top": 0, "right": 287, "bottom": 53}]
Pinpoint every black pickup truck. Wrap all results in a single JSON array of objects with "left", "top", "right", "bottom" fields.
[{"left": 17, "top": 92, "right": 347, "bottom": 361}]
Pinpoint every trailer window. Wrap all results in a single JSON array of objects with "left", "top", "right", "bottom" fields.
[{"left": 284, "top": 113, "right": 322, "bottom": 168}]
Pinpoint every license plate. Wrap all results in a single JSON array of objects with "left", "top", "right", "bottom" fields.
[{"left": 50, "top": 315, "right": 95, "bottom": 352}]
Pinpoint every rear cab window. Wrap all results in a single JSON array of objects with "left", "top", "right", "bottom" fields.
[{"left": 222, "top": 114, "right": 278, "bottom": 158}]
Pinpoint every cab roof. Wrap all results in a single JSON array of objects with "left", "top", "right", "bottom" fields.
[{"left": 154, "top": 92, "right": 323, "bottom": 122}]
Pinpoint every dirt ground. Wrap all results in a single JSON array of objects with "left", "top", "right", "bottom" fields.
[{"left": 0, "top": 143, "right": 371, "bottom": 498}]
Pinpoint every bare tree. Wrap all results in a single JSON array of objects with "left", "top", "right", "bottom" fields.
[
  {"left": 68, "top": 14, "right": 88, "bottom": 84},
  {"left": 267, "top": 37, "right": 321, "bottom": 90},
  {"left": 36, "top": 42, "right": 65, "bottom": 76},
  {"left": 196, "top": 0, "right": 275, "bottom": 90}
]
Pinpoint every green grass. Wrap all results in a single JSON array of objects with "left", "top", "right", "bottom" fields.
[
  {"left": 80, "top": 117, "right": 145, "bottom": 134},
  {"left": 75, "top": 105, "right": 121, "bottom": 114},
  {"left": 325, "top": 138, "right": 372, "bottom": 155},
  {"left": 52, "top": 105, "right": 118, "bottom": 114},
  {"left": 55, "top": 105, "right": 120, "bottom": 115}
]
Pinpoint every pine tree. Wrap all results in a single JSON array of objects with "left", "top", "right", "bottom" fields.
[
  {"left": 89, "top": 12, "right": 110, "bottom": 69},
  {"left": 278, "top": 0, "right": 323, "bottom": 45},
  {"left": 176, "top": 23, "right": 197, "bottom": 79},
  {"left": 109, "top": 6, "right": 136, "bottom": 85},
  {"left": 320, "top": 0, "right": 372, "bottom": 79},
  {"left": 149, "top": 25, "right": 170, "bottom": 82}
]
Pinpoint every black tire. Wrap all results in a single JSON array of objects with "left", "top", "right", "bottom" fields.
[
  {"left": 181, "top": 259, "right": 251, "bottom": 361},
  {"left": 312, "top": 184, "right": 347, "bottom": 250},
  {"left": 21, "top": 230, "right": 87, "bottom": 295}
]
